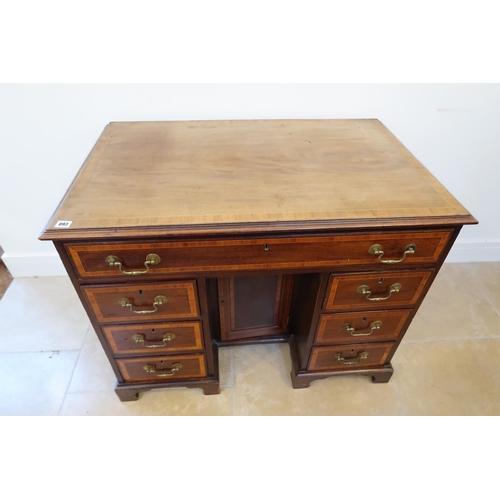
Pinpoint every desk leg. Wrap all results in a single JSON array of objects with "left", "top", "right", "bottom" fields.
[
  {"left": 200, "top": 383, "right": 221, "bottom": 395},
  {"left": 115, "top": 387, "right": 140, "bottom": 402},
  {"left": 371, "top": 367, "right": 394, "bottom": 383}
]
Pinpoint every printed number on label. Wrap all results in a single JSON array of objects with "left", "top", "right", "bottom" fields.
[{"left": 55, "top": 221, "right": 72, "bottom": 228}]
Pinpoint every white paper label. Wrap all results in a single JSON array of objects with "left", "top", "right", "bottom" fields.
[{"left": 54, "top": 221, "right": 72, "bottom": 228}]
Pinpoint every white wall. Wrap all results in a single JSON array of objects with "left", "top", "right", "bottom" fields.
[{"left": 1, "top": 84, "right": 499, "bottom": 277}]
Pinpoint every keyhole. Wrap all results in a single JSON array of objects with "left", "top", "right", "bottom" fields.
[
  {"left": 160, "top": 360, "right": 164, "bottom": 364},
  {"left": 151, "top": 328, "right": 155, "bottom": 333},
  {"left": 138, "top": 289, "right": 143, "bottom": 295},
  {"left": 379, "top": 278, "right": 384, "bottom": 284},
  {"left": 264, "top": 243, "right": 269, "bottom": 251},
  {"left": 362, "top": 317, "right": 366, "bottom": 322}
]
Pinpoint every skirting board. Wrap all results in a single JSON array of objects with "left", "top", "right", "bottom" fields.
[
  {"left": 2, "top": 254, "right": 68, "bottom": 278},
  {"left": 2, "top": 241, "right": 500, "bottom": 278},
  {"left": 444, "top": 241, "right": 500, "bottom": 264}
]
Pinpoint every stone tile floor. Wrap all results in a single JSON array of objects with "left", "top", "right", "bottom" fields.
[{"left": 0, "top": 263, "right": 499, "bottom": 415}]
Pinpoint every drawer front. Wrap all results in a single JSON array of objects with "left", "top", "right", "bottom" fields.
[
  {"left": 117, "top": 354, "right": 207, "bottom": 382},
  {"left": 66, "top": 231, "right": 451, "bottom": 278},
  {"left": 103, "top": 321, "right": 204, "bottom": 355},
  {"left": 309, "top": 343, "right": 393, "bottom": 371},
  {"left": 324, "top": 271, "right": 432, "bottom": 311},
  {"left": 83, "top": 281, "right": 199, "bottom": 323},
  {"left": 315, "top": 310, "right": 411, "bottom": 344}
]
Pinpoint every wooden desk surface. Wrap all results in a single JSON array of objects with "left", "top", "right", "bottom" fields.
[{"left": 40, "top": 119, "right": 475, "bottom": 240}]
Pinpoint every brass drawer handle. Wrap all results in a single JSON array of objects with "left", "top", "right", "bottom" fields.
[
  {"left": 132, "top": 332, "right": 176, "bottom": 348},
  {"left": 357, "top": 283, "right": 401, "bottom": 301},
  {"left": 368, "top": 243, "right": 417, "bottom": 264},
  {"left": 105, "top": 253, "right": 161, "bottom": 275},
  {"left": 342, "top": 320, "right": 382, "bottom": 336},
  {"left": 334, "top": 351, "right": 368, "bottom": 365},
  {"left": 143, "top": 363, "right": 183, "bottom": 377},
  {"left": 118, "top": 295, "right": 168, "bottom": 314}
]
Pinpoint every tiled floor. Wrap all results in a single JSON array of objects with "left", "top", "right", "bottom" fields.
[{"left": 0, "top": 263, "right": 499, "bottom": 415}]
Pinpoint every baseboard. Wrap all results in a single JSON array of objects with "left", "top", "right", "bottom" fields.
[
  {"left": 2, "top": 241, "right": 499, "bottom": 278},
  {"left": 444, "top": 241, "right": 500, "bottom": 263},
  {"left": 2, "top": 253, "right": 68, "bottom": 278}
]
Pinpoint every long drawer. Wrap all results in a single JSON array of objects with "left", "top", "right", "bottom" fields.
[
  {"left": 66, "top": 230, "right": 451, "bottom": 279},
  {"left": 102, "top": 321, "right": 204, "bottom": 356},
  {"left": 83, "top": 281, "right": 199, "bottom": 323}
]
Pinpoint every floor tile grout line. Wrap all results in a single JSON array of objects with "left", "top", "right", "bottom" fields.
[
  {"left": 391, "top": 378, "right": 408, "bottom": 416},
  {"left": 57, "top": 324, "right": 90, "bottom": 416},
  {"left": 402, "top": 336, "right": 500, "bottom": 344},
  {"left": 231, "top": 347, "right": 236, "bottom": 416},
  {"left": 474, "top": 281, "right": 500, "bottom": 319},
  {"left": 460, "top": 262, "right": 500, "bottom": 318},
  {"left": 66, "top": 389, "right": 116, "bottom": 395},
  {"left": 0, "top": 349, "right": 83, "bottom": 355}
]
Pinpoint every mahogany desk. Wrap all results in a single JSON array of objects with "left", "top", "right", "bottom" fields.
[{"left": 40, "top": 120, "right": 477, "bottom": 401}]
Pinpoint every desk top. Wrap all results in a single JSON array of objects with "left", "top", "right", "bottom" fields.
[{"left": 40, "top": 119, "right": 476, "bottom": 240}]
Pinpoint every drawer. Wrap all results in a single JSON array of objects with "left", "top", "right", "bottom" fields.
[
  {"left": 315, "top": 310, "right": 411, "bottom": 344},
  {"left": 83, "top": 281, "right": 199, "bottom": 323},
  {"left": 324, "top": 271, "right": 432, "bottom": 311},
  {"left": 103, "top": 321, "right": 204, "bottom": 355},
  {"left": 309, "top": 343, "right": 393, "bottom": 371},
  {"left": 117, "top": 354, "right": 207, "bottom": 382},
  {"left": 66, "top": 230, "right": 451, "bottom": 278}
]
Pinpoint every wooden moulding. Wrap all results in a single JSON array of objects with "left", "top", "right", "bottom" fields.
[
  {"left": 115, "top": 378, "right": 221, "bottom": 402},
  {"left": 40, "top": 120, "right": 476, "bottom": 241}
]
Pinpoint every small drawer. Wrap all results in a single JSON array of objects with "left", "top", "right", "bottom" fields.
[
  {"left": 324, "top": 271, "right": 432, "bottom": 311},
  {"left": 83, "top": 281, "right": 199, "bottom": 323},
  {"left": 315, "top": 310, "right": 411, "bottom": 344},
  {"left": 309, "top": 343, "right": 394, "bottom": 371},
  {"left": 66, "top": 231, "right": 451, "bottom": 279},
  {"left": 117, "top": 354, "right": 207, "bottom": 382},
  {"left": 103, "top": 321, "right": 204, "bottom": 355}
]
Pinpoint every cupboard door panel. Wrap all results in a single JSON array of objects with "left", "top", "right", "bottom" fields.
[{"left": 219, "top": 275, "right": 294, "bottom": 341}]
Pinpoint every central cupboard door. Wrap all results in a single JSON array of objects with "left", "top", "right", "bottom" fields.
[{"left": 218, "top": 275, "right": 294, "bottom": 341}]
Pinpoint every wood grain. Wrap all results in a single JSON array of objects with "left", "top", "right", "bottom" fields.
[
  {"left": 324, "top": 271, "right": 432, "bottom": 311},
  {"left": 309, "top": 343, "right": 394, "bottom": 371},
  {"left": 40, "top": 120, "right": 474, "bottom": 241},
  {"left": 82, "top": 281, "right": 199, "bottom": 323},
  {"left": 117, "top": 354, "right": 207, "bottom": 382},
  {"left": 102, "top": 321, "right": 204, "bottom": 355},
  {"left": 315, "top": 310, "right": 411, "bottom": 344},
  {"left": 66, "top": 230, "right": 451, "bottom": 278},
  {"left": 218, "top": 274, "right": 293, "bottom": 341}
]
